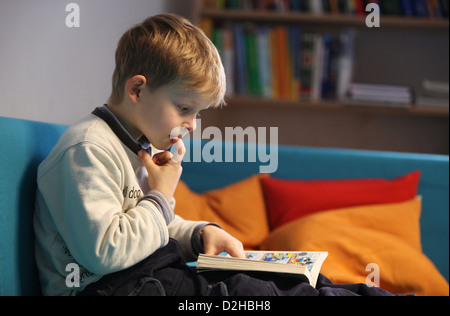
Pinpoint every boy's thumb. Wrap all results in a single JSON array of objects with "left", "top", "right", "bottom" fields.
[{"left": 170, "top": 138, "right": 186, "bottom": 163}]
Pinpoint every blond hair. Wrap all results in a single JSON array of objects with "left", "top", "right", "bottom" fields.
[{"left": 109, "top": 14, "right": 226, "bottom": 108}]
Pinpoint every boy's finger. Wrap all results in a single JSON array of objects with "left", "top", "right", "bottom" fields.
[
  {"left": 152, "top": 151, "right": 173, "bottom": 166},
  {"left": 227, "top": 246, "right": 245, "bottom": 259}
]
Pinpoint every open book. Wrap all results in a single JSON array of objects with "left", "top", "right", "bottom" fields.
[{"left": 197, "top": 251, "right": 328, "bottom": 288}]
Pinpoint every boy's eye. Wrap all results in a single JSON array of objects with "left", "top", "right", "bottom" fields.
[{"left": 177, "top": 105, "right": 189, "bottom": 113}]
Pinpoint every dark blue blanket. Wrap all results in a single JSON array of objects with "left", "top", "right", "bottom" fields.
[{"left": 80, "top": 239, "right": 401, "bottom": 296}]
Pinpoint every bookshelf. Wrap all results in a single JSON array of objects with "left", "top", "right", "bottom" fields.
[
  {"left": 193, "top": 0, "right": 449, "bottom": 154},
  {"left": 201, "top": 8, "right": 449, "bottom": 29},
  {"left": 226, "top": 95, "right": 449, "bottom": 117}
]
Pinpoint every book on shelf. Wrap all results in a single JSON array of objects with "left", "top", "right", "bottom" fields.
[
  {"left": 345, "top": 82, "right": 414, "bottom": 107},
  {"left": 415, "top": 79, "right": 449, "bottom": 107},
  {"left": 205, "top": 0, "right": 449, "bottom": 19},
  {"left": 416, "top": 95, "right": 449, "bottom": 107},
  {"left": 197, "top": 251, "right": 329, "bottom": 288},
  {"left": 336, "top": 28, "right": 356, "bottom": 100},
  {"left": 209, "top": 22, "right": 356, "bottom": 102},
  {"left": 422, "top": 79, "right": 449, "bottom": 97}
]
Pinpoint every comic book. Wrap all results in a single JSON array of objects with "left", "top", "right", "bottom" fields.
[{"left": 197, "top": 251, "right": 328, "bottom": 288}]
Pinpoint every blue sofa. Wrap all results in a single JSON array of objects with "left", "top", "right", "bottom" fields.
[{"left": 1, "top": 115, "right": 448, "bottom": 296}]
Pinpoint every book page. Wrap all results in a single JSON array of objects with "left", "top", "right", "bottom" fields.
[{"left": 243, "top": 251, "right": 327, "bottom": 276}]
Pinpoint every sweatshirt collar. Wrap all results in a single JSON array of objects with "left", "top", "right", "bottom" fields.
[{"left": 92, "top": 105, "right": 151, "bottom": 156}]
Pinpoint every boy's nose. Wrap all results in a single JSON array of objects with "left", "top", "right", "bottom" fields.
[{"left": 183, "top": 116, "right": 197, "bottom": 133}]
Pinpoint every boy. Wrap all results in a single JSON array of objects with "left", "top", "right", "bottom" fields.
[
  {"left": 34, "top": 13, "right": 243, "bottom": 296},
  {"left": 34, "top": 14, "right": 397, "bottom": 296}
]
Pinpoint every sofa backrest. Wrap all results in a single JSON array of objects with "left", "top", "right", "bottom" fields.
[{"left": 0, "top": 116, "right": 67, "bottom": 296}]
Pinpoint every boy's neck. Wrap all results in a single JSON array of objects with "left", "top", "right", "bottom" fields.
[{"left": 106, "top": 102, "right": 142, "bottom": 140}]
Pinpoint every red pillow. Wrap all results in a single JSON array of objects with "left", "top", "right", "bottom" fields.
[{"left": 261, "top": 171, "right": 420, "bottom": 229}]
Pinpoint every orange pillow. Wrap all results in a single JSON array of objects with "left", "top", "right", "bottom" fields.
[
  {"left": 174, "top": 175, "right": 269, "bottom": 249},
  {"left": 260, "top": 198, "right": 449, "bottom": 296},
  {"left": 261, "top": 171, "right": 420, "bottom": 229}
]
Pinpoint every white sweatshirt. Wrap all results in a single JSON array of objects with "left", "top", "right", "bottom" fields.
[{"left": 34, "top": 106, "right": 207, "bottom": 296}]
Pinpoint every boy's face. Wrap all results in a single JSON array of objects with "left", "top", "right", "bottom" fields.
[{"left": 132, "top": 82, "right": 210, "bottom": 151}]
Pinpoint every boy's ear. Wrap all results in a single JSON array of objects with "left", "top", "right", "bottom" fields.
[{"left": 126, "top": 75, "right": 147, "bottom": 103}]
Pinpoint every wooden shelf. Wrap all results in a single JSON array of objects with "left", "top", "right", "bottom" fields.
[
  {"left": 202, "top": 9, "right": 449, "bottom": 30},
  {"left": 224, "top": 96, "right": 449, "bottom": 117}
]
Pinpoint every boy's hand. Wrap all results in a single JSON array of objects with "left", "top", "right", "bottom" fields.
[
  {"left": 201, "top": 225, "right": 245, "bottom": 259},
  {"left": 138, "top": 139, "right": 185, "bottom": 201}
]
